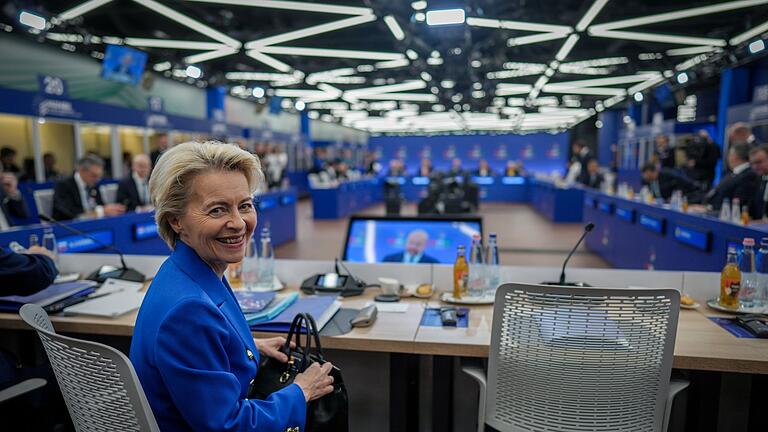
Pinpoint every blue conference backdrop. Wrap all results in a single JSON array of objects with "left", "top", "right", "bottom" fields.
[
  {"left": 369, "top": 132, "right": 569, "bottom": 176},
  {"left": 344, "top": 218, "right": 482, "bottom": 264}
]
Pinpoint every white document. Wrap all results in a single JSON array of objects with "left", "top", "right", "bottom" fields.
[
  {"left": 368, "top": 302, "right": 409, "bottom": 313},
  {"left": 63, "top": 290, "right": 145, "bottom": 318}
]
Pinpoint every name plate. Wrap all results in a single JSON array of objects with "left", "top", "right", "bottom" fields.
[
  {"left": 639, "top": 214, "right": 665, "bottom": 234},
  {"left": 615, "top": 206, "right": 635, "bottom": 223},
  {"left": 674, "top": 225, "right": 710, "bottom": 251},
  {"left": 280, "top": 194, "right": 296, "bottom": 206},
  {"left": 598, "top": 201, "right": 613, "bottom": 214},
  {"left": 133, "top": 221, "right": 159, "bottom": 241},
  {"left": 57, "top": 229, "right": 114, "bottom": 253},
  {"left": 501, "top": 176, "right": 525, "bottom": 185}
]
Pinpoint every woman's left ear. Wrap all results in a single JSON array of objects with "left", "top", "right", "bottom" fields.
[{"left": 168, "top": 216, "right": 182, "bottom": 235}]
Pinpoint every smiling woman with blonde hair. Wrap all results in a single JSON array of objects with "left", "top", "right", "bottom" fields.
[{"left": 130, "top": 141, "right": 333, "bottom": 432}]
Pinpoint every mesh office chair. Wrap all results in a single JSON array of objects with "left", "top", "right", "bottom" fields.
[
  {"left": 19, "top": 304, "right": 159, "bottom": 432},
  {"left": 463, "top": 283, "right": 688, "bottom": 432},
  {"left": 33, "top": 189, "right": 54, "bottom": 219}
]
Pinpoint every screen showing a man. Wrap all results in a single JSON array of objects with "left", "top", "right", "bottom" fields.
[
  {"left": 382, "top": 230, "right": 439, "bottom": 264},
  {"left": 102, "top": 45, "right": 148, "bottom": 85},
  {"left": 344, "top": 217, "right": 482, "bottom": 264}
]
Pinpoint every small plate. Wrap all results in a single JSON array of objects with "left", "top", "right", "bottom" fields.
[
  {"left": 706, "top": 298, "right": 768, "bottom": 315},
  {"left": 680, "top": 302, "right": 700, "bottom": 310},
  {"left": 440, "top": 292, "right": 494, "bottom": 305}
]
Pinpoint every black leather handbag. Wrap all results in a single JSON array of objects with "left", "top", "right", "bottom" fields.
[{"left": 249, "top": 313, "right": 349, "bottom": 432}]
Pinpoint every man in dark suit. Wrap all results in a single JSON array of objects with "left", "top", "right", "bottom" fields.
[
  {"left": 703, "top": 143, "right": 758, "bottom": 211},
  {"left": 446, "top": 158, "right": 466, "bottom": 177},
  {"left": 52, "top": 155, "right": 125, "bottom": 220},
  {"left": 474, "top": 159, "right": 495, "bottom": 177},
  {"left": 580, "top": 159, "right": 604, "bottom": 189},
  {"left": 0, "top": 147, "right": 20, "bottom": 175},
  {"left": 117, "top": 154, "right": 152, "bottom": 212},
  {"left": 382, "top": 229, "right": 440, "bottom": 264},
  {"left": 748, "top": 144, "right": 768, "bottom": 220},
  {"left": 640, "top": 163, "right": 702, "bottom": 201},
  {"left": 150, "top": 133, "right": 169, "bottom": 170},
  {"left": 0, "top": 168, "right": 29, "bottom": 228}
]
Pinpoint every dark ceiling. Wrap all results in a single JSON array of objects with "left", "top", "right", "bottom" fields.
[{"left": 3, "top": 0, "right": 767, "bottom": 133}]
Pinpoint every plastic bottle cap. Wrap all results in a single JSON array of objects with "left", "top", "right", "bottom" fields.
[{"left": 743, "top": 238, "right": 755, "bottom": 246}]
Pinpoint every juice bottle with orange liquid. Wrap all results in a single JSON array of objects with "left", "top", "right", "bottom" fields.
[
  {"left": 453, "top": 245, "right": 468, "bottom": 299},
  {"left": 719, "top": 246, "right": 741, "bottom": 308}
]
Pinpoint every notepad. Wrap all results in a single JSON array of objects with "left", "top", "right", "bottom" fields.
[{"left": 63, "top": 290, "right": 146, "bottom": 318}]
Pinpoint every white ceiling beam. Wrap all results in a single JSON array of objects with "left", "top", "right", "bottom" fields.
[
  {"left": 357, "top": 93, "right": 437, "bottom": 102},
  {"left": 508, "top": 32, "right": 570, "bottom": 47},
  {"left": 575, "top": 0, "right": 610, "bottom": 32},
  {"left": 183, "top": 0, "right": 373, "bottom": 16},
  {"left": 590, "top": 0, "right": 768, "bottom": 31},
  {"left": 56, "top": 0, "right": 114, "bottom": 21},
  {"left": 542, "top": 86, "right": 627, "bottom": 96},
  {"left": 627, "top": 74, "right": 666, "bottom": 94},
  {"left": 546, "top": 73, "right": 656, "bottom": 87},
  {"left": 184, "top": 47, "right": 239, "bottom": 63},
  {"left": 245, "top": 14, "right": 375, "bottom": 48},
  {"left": 466, "top": 17, "right": 571, "bottom": 33},
  {"left": 589, "top": 29, "right": 727, "bottom": 46},
  {"left": 124, "top": 38, "right": 228, "bottom": 50},
  {"left": 257, "top": 46, "right": 404, "bottom": 60},
  {"left": 132, "top": 0, "right": 242, "bottom": 47},
  {"left": 226, "top": 72, "right": 297, "bottom": 80},
  {"left": 383, "top": 15, "right": 406, "bottom": 41},
  {"left": 729, "top": 19, "right": 768, "bottom": 45},
  {"left": 246, "top": 50, "right": 294, "bottom": 72},
  {"left": 665, "top": 46, "right": 718, "bottom": 56},
  {"left": 555, "top": 34, "right": 580, "bottom": 61},
  {"left": 346, "top": 80, "right": 427, "bottom": 97}
]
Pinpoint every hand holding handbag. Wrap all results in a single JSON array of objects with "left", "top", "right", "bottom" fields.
[{"left": 249, "top": 313, "right": 349, "bottom": 432}]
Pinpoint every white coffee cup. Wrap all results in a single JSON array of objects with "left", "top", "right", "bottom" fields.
[{"left": 378, "top": 277, "right": 400, "bottom": 296}]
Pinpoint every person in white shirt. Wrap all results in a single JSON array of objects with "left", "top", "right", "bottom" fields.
[{"left": 117, "top": 154, "right": 152, "bottom": 212}]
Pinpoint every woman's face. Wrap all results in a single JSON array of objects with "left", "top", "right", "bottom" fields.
[{"left": 171, "top": 170, "right": 256, "bottom": 276}]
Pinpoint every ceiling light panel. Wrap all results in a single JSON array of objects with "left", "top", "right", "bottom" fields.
[
  {"left": 184, "top": 0, "right": 373, "bottom": 16},
  {"left": 132, "top": 0, "right": 241, "bottom": 48},
  {"left": 575, "top": 0, "right": 609, "bottom": 32},
  {"left": 258, "top": 46, "right": 404, "bottom": 60},
  {"left": 57, "top": 0, "right": 114, "bottom": 21},
  {"left": 246, "top": 14, "right": 375, "bottom": 48},
  {"left": 383, "top": 15, "right": 406, "bottom": 40}
]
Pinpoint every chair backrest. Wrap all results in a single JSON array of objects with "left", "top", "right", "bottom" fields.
[
  {"left": 486, "top": 283, "right": 679, "bottom": 432},
  {"left": 33, "top": 189, "right": 54, "bottom": 219},
  {"left": 19, "top": 304, "right": 159, "bottom": 432},
  {"left": 99, "top": 183, "right": 119, "bottom": 204}
]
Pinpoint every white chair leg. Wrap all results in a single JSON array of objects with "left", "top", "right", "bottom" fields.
[
  {"left": 461, "top": 361, "right": 487, "bottom": 432},
  {"left": 663, "top": 378, "right": 690, "bottom": 432}
]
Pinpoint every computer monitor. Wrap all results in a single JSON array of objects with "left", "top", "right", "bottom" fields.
[
  {"left": 102, "top": 44, "right": 147, "bottom": 85},
  {"left": 342, "top": 215, "right": 483, "bottom": 264}
]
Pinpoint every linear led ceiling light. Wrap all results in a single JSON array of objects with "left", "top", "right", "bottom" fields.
[
  {"left": 575, "top": 0, "right": 609, "bottom": 31},
  {"left": 245, "top": 14, "right": 375, "bottom": 48},
  {"left": 245, "top": 50, "right": 294, "bottom": 72},
  {"left": 730, "top": 19, "right": 768, "bottom": 45},
  {"left": 184, "top": 0, "right": 373, "bottom": 16},
  {"left": 56, "top": 0, "right": 114, "bottom": 21},
  {"left": 19, "top": 11, "right": 47, "bottom": 30},
  {"left": 124, "top": 38, "right": 227, "bottom": 50},
  {"left": 426, "top": 9, "right": 465, "bottom": 26},
  {"left": 258, "top": 46, "right": 404, "bottom": 60},
  {"left": 384, "top": 15, "right": 406, "bottom": 40},
  {"left": 133, "top": 0, "right": 241, "bottom": 48}
]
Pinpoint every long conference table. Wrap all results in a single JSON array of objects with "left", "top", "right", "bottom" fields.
[{"left": 0, "top": 254, "right": 766, "bottom": 432}]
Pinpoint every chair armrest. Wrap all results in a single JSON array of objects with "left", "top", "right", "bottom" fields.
[
  {"left": 0, "top": 378, "right": 47, "bottom": 404},
  {"left": 461, "top": 359, "right": 487, "bottom": 432},
  {"left": 662, "top": 378, "right": 690, "bottom": 432}
]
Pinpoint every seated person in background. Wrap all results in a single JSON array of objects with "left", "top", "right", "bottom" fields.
[
  {"left": 748, "top": 144, "right": 768, "bottom": 220},
  {"left": 0, "top": 166, "right": 29, "bottom": 229},
  {"left": 505, "top": 160, "right": 523, "bottom": 176},
  {"left": 386, "top": 159, "right": 405, "bottom": 177},
  {"left": 580, "top": 159, "right": 604, "bottom": 189},
  {"left": 335, "top": 161, "right": 350, "bottom": 181},
  {"left": 52, "top": 155, "right": 126, "bottom": 221},
  {"left": 42, "top": 152, "right": 60, "bottom": 181},
  {"left": 0, "top": 147, "right": 20, "bottom": 175},
  {"left": 653, "top": 135, "right": 676, "bottom": 169},
  {"left": 383, "top": 229, "right": 439, "bottom": 264},
  {"left": 640, "top": 163, "right": 702, "bottom": 201},
  {"left": 728, "top": 122, "right": 755, "bottom": 147},
  {"left": 417, "top": 158, "right": 433, "bottom": 177},
  {"left": 475, "top": 159, "right": 495, "bottom": 177},
  {"left": 117, "top": 154, "right": 152, "bottom": 212},
  {"left": 703, "top": 143, "right": 758, "bottom": 210},
  {"left": 150, "top": 133, "right": 170, "bottom": 170},
  {"left": 684, "top": 131, "right": 720, "bottom": 189},
  {"left": 446, "top": 158, "right": 465, "bottom": 177}
]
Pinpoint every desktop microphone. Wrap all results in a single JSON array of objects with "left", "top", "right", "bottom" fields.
[
  {"left": 38, "top": 214, "right": 145, "bottom": 283},
  {"left": 542, "top": 222, "right": 595, "bottom": 287}
]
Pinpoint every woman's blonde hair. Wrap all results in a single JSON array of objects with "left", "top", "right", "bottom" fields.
[{"left": 150, "top": 141, "right": 264, "bottom": 249}]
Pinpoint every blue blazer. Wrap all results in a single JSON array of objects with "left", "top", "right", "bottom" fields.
[{"left": 130, "top": 241, "right": 306, "bottom": 432}]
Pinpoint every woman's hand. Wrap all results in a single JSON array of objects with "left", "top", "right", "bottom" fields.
[
  {"left": 294, "top": 362, "right": 334, "bottom": 402},
  {"left": 254, "top": 337, "right": 294, "bottom": 363}
]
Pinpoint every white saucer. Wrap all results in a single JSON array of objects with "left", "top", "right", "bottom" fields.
[{"left": 440, "top": 292, "right": 494, "bottom": 305}]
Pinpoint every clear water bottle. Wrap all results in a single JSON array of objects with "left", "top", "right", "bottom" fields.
[
  {"left": 739, "top": 238, "right": 757, "bottom": 308},
  {"left": 467, "top": 234, "right": 486, "bottom": 297},
  {"left": 42, "top": 227, "right": 59, "bottom": 267},
  {"left": 719, "top": 198, "right": 731, "bottom": 221},
  {"left": 757, "top": 237, "right": 768, "bottom": 307},
  {"left": 731, "top": 198, "right": 741, "bottom": 224},
  {"left": 485, "top": 233, "right": 500, "bottom": 296},
  {"left": 241, "top": 235, "right": 259, "bottom": 290},
  {"left": 257, "top": 227, "right": 274, "bottom": 288}
]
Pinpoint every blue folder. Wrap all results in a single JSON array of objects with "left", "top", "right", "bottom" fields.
[{"left": 250, "top": 295, "right": 339, "bottom": 332}]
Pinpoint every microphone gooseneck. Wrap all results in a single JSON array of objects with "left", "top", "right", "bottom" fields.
[{"left": 558, "top": 222, "right": 595, "bottom": 285}]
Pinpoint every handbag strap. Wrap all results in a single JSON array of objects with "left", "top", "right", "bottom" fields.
[
  {"left": 284, "top": 313, "right": 315, "bottom": 369},
  {"left": 304, "top": 313, "right": 324, "bottom": 359}
]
